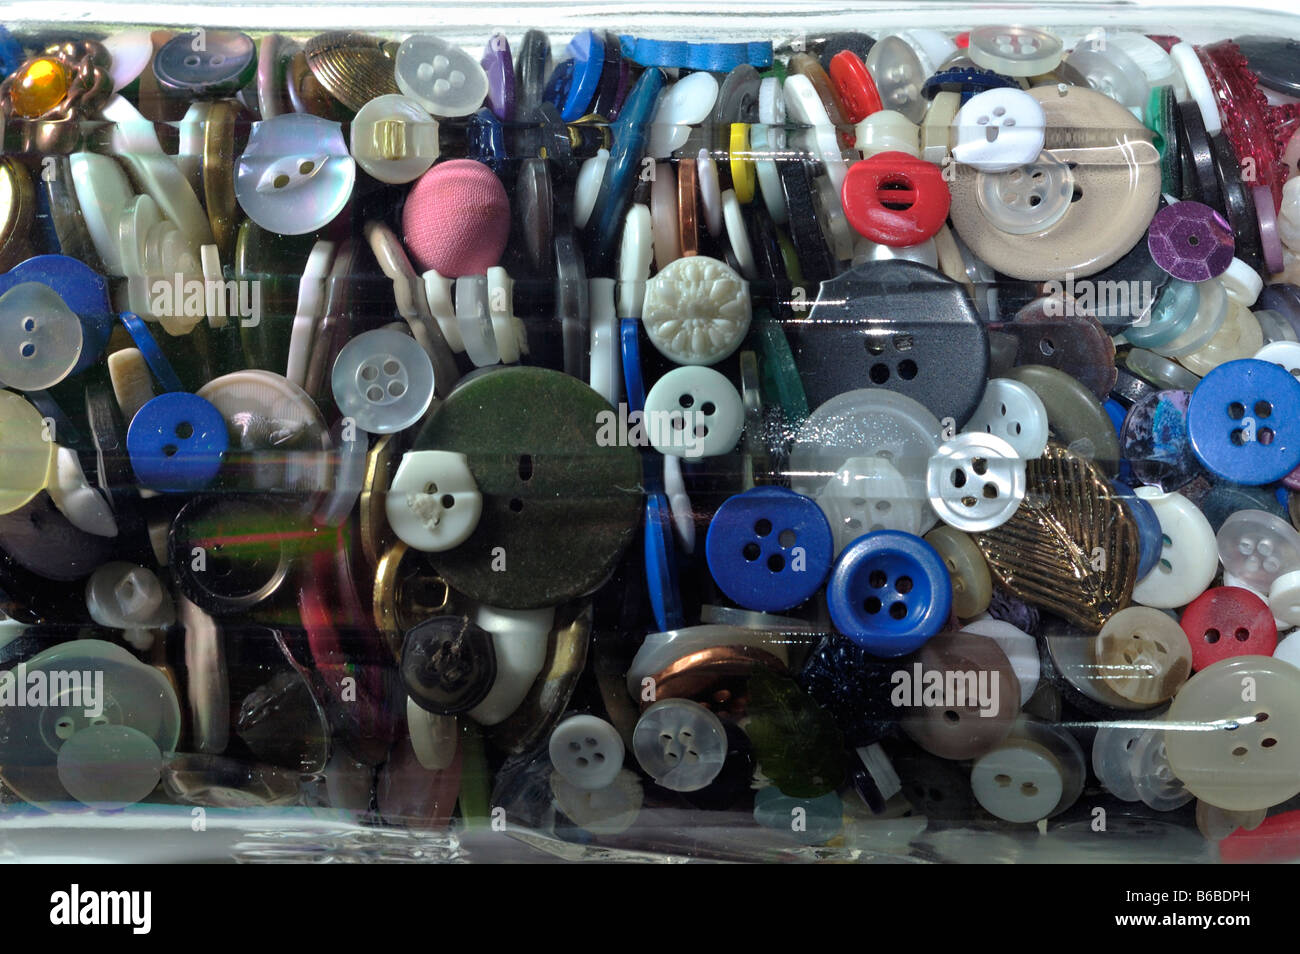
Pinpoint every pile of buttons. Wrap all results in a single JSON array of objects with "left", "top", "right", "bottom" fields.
[{"left": 2, "top": 18, "right": 1300, "bottom": 863}]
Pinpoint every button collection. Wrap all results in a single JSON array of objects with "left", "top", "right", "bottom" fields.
[{"left": 3, "top": 16, "right": 1300, "bottom": 863}]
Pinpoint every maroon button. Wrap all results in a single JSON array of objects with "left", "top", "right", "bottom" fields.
[
  {"left": 841, "top": 151, "right": 950, "bottom": 247},
  {"left": 1147, "top": 200, "right": 1235, "bottom": 282},
  {"left": 1179, "top": 586, "right": 1278, "bottom": 671}
]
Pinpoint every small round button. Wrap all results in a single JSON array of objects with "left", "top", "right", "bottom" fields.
[
  {"left": 642, "top": 365, "right": 743, "bottom": 458},
  {"left": 952, "top": 88, "right": 1045, "bottom": 173},
  {"left": 926, "top": 526, "right": 993, "bottom": 620},
  {"left": 402, "top": 159, "right": 510, "bottom": 276},
  {"left": 1215, "top": 508, "right": 1300, "bottom": 593},
  {"left": 1091, "top": 721, "right": 1147, "bottom": 802},
  {"left": 827, "top": 529, "right": 952, "bottom": 657},
  {"left": 1187, "top": 359, "right": 1300, "bottom": 486},
  {"left": 57, "top": 723, "right": 164, "bottom": 811},
  {"left": 640, "top": 255, "right": 751, "bottom": 365},
  {"left": 971, "top": 739, "right": 1066, "bottom": 823},
  {"left": 1128, "top": 726, "right": 1193, "bottom": 811},
  {"left": 632, "top": 698, "right": 727, "bottom": 792},
  {"left": 704, "top": 486, "right": 833, "bottom": 612},
  {"left": 863, "top": 35, "right": 926, "bottom": 124},
  {"left": 350, "top": 94, "right": 440, "bottom": 184},
  {"left": 962, "top": 378, "right": 1049, "bottom": 460},
  {"left": 549, "top": 714, "right": 624, "bottom": 791},
  {"left": 1180, "top": 586, "right": 1279, "bottom": 671},
  {"left": 1094, "top": 605, "right": 1193, "bottom": 705},
  {"left": 550, "top": 768, "right": 643, "bottom": 835},
  {"left": 235, "top": 114, "right": 355, "bottom": 235},
  {"left": 926, "top": 432, "right": 1026, "bottom": 533},
  {"left": 394, "top": 34, "right": 490, "bottom": 118},
  {"left": 386, "top": 450, "right": 483, "bottom": 553},
  {"left": 153, "top": 29, "right": 256, "bottom": 97},
  {"left": 400, "top": 615, "right": 497, "bottom": 715},
  {"left": 0, "top": 282, "right": 83, "bottom": 390},
  {"left": 974, "top": 152, "right": 1074, "bottom": 236},
  {"left": 1130, "top": 486, "right": 1218, "bottom": 610},
  {"left": 332, "top": 328, "right": 435, "bottom": 434},
  {"left": 1268, "top": 570, "right": 1300, "bottom": 627},
  {"left": 126, "top": 392, "right": 228, "bottom": 493},
  {"left": 1148, "top": 201, "right": 1235, "bottom": 282},
  {"left": 841, "top": 151, "right": 950, "bottom": 247},
  {"left": 1165, "top": 656, "right": 1300, "bottom": 812},
  {"left": 967, "top": 25, "right": 1064, "bottom": 76}
]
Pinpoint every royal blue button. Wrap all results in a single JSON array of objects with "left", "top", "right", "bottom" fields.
[
  {"left": 126, "top": 392, "right": 229, "bottom": 492},
  {"left": 1186, "top": 358, "right": 1300, "bottom": 485},
  {"left": 705, "top": 486, "right": 832, "bottom": 612},
  {"left": 620, "top": 318, "right": 646, "bottom": 413},
  {"left": 645, "top": 492, "right": 684, "bottom": 631},
  {"left": 120, "top": 311, "right": 185, "bottom": 393},
  {"left": 0, "top": 255, "right": 112, "bottom": 375},
  {"left": 827, "top": 530, "right": 952, "bottom": 657},
  {"left": 561, "top": 30, "right": 604, "bottom": 120}
]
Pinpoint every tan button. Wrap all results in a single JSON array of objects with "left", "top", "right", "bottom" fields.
[
  {"left": 948, "top": 84, "right": 1160, "bottom": 280},
  {"left": 899, "top": 630, "right": 1021, "bottom": 760},
  {"left": 1094, "top": 606, "right": 1193, "bottom": 705},
  {"left": 1164, "top": 655, "right": 1300, "bottom": 811},
  {"left": 924, "top": 524, "right": 992, "bottom": 619}
]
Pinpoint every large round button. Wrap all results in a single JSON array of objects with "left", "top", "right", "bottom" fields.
[
  {"left": 1094, "top": 605, "right": 1193, "bottom": 705},
  {"left": 235, "top": 114, "right": 355, "bottom": 235},
  {"left": 549, "top": 714, "right": 624, "bottom": 791},
  {"left": 1130, "top": 486, "right": 1218, "bottom": 610},
  {"left": 827, "top": 530, "right": 952, "bottom": 657},
  {"left": 1180, "top": 587, "right": 1279, "bottom": 671},
  {"left": 1165, "top": 656, "right": 1300, "bottom": 812},
  {"left": 1215, "top": 508, "right": 1300, "bottom": 592},
  {"left": 1187, "top": 359, "right": 1300, "bottom": 486},
  {"left": 153, "top": 29, "right": 256, "bottom": 96},
  {"left": 632, "top": 698, "right": 727, "bottom": 792},
  {"left": 640, "top": 255, "right": 751, "bottom": 365},
  {"left": 642, "top": 365, "right": 744, "bottom": 458},
  {"left": 704, "top": 486, "right": 833, "bottom": 612},
  {"left": 0, "top": 388, "right": 56, "bottom": 515},
  {"left": 817, "top": 455, "right": 933, "bottom": 554},
  {"left": 331, "top": 328, "right": 435, "bottom": 434},
  {"left": 126, "top": 392, "right": 228, "bottom": 493},
  {"left": 57, "top": 724, "right": 164, "bottom": 811},
  {"left": 926, "top": 432, "right": 1026, "bottom": 532},
  {"left": 1119, "top": 389, "right": 1199, "bottom": 493},
  {"left": 400, "top": 615, "right": 496, "bottom": 715},
  {"left": 967, "top": 25, "right": 1063, "bottom": 76},
  {"left": 415, "top": 367, "right": 641, "bottom": 609}
]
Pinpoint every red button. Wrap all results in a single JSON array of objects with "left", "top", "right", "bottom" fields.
[
  {"left": 1220, "top": 810, "right": 1300, "bottom": 863},
  {"left": 829, "top": 50, "right": 882, "bottom": 124},
  {"left": 841, "top": 151, "right": 951, "bottom": 247},
  {"left": 1179, "top": 586, "right": 1278, "bottom": 672},
  {"left": 954, "top": 32, "right": 970, "bottom": 49}
]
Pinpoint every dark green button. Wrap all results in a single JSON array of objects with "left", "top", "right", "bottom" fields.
[{"left": 415, "top": 367, "right": 642, "bottom": 609}]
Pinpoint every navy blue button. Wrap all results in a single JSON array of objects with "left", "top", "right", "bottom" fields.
[
  {"left": 1186, "top": 358, "right": 1300, "bottom": 486},
  {"left": 705, "top": 486, "right": 832, "bottom": 612},
  {"left": 1112, "top": 481, "right": 1162, "bottom": 581},
  {"left": 645, "top": 492, "right": 684, "bottom": 631},
  {"left": 120, "top": 311, "right": 185, "bottom": 393},
  {"left": 827, "top": 530, "right": 952, "bottom": 657},
  {"left": 126, "top": 392, "right": 229, "bottom": 492}
]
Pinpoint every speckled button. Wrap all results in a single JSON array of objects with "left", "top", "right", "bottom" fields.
[
  {"left": 1094, "top": 605, "right": 1193, "bottom": 705},
  {"left": 414, "top": 367, "right": 641, "bottom": 609},
  {"left": 1148, "top": 200, "right": 1235, "bottom": 282},
  {"left": 1181, "top": 586, "right": 1278, "bottom": 671},
  {"left": 1120, "top": 389, "right": 1200, "bottom": 493},
  {"left": 1187, "top": 359, "right": 1300, "bottom": 486}
]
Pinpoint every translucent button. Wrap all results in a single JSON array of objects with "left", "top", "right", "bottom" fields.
[
  {"left": 1094, "top": 605, "right": 1193, "bottom": 705},
  {"left": 395, "top": 34, "right": 490, "bottom": 118},
  {"left": 967, "top": 25, "right": 1064, "bottom": 77},
  {"left": 817, "top": 455, "right": 932, "bottom": 554},
  {"left": 56, "top": 724, "right": 164, "bottom": 811},
  {"left": 1064, "top": 41, "right": 1150, "bottom": 113},
  {"left": 632, "top": 698, "right": 727, "bottom": 792},
  {"left": 1128, "top": 726, "right": 1193, "bottom": 811},
  {"left": 350, "top": 94, "right": 440, "bottom": 184},
  {"left": 331, "top": 328, "right": 435, "bottom": 434},
  {"left": 235, "top": 114, "right": 355, "bottom": 235},
  {"left": 974, "top": 151, "right": 1074, "bottom": 236},
  {"left": 642, "top": 365, "right": 744, "bottom": 458},
  {"left": 864, "top": 35, "right": 927, "bottom": 124},
  {"left": 952, "top": 88, "right": 1045, "bottom": 173},
  {"left": 1092, "top": 721, "right": 1148, "bottom": 802},
  {"left": 1215, "top": 508, "right": 1300, "bottom": 592},
  {"left": 926, "top": 432, "right": 1026, "bottom": 532},
  {"left": 152, "top": 29, "right": 256, "bottom": 96},
  {"left": 0, "top": 282, "right": 83, "bottom": 390},
  {"left": 549, "top": 714, "right": 624, "bottom": 791}
]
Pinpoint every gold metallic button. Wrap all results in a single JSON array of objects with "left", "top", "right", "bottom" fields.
[
  {"left": 302, "top": 31, "right": 401, "bottom": 114},
  {"left": 0, "top": 157, "right": 35, "bottom": 273},
  {"left": 202, "top": 100, "right": 240, "bottom": 261}
]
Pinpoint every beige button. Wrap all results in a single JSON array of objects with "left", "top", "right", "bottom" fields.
[
  {"left": 1094, "top": 606, "right": 1193, "bottom": 705},
  {"left": 1164, "top": 655, "right": 1300, "bottom": 811},
  {"left": 900, "top": 631, "right": 1021, "bottom": 760},
  {"left": 924, "top": 525, "right": 992, "bottom": 619},
  {"left": 948, "top": 85, "right": 1160, "bottom": 280}
]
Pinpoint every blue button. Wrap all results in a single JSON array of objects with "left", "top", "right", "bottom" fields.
[
  {"left": 827, "top": 530, "right": 952, "bottom": 657},
  {"left": 1124, "top": 279, "right": 1198, "bottom": 349},
  {"left": 119, "top": 311, "right": 185, "bottom": 393},
  {"left": 0, "top": 255, "right": 112, "bottom": 375},
  {"left": 466, "top": 107, "right": 508, "bottom": 172},
  {"left": 645, "top": 492, "right": 683, "bottom": 631},
  {"left": 1186, "top": 358, "right": 1300, "bottom": 485},
  {"left": 619, "top": 36, "right": 772, "bottom": 71},
  {"left": 921, "top": 66, "right": 1018, "bottom": 102},
  {"left": 127, "top": 392, "right": 229, "bottom": 492},
  {"left": 561, "top": 30, "right": 604, "bottom": 121},
  {"left": 705, "top": 486, "right": 832, "bottom": 612},
  {"left": 1112, "top": 481, "right": 1162, "bottom": 581},
  {"left": 753, "top": 787, "right": 842, "bottom": 845}
]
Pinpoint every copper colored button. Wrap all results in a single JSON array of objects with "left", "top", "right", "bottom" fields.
[
  {"left": 1093, "top": 605, "right": 1193, "bottom": 705},
  {"left": 948, "top": 84, "right": 1160, "bottom": 280},
  {"left": 645, "top": 643, "right": 788, "bottom": 719},
  {"left": 899, "top": 630, "right": 1021, "bottom": 760},
  {"left": 677, "top": 156, "right": 699, "bottom": 257}
]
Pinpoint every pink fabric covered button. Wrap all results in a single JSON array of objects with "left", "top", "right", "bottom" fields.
[{"left": 402, "top": 159, "right": 510, "bottom": 276}]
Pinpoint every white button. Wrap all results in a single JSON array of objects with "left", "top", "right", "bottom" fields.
[
  {"left": 617, "top": 203, "right": 653, "bottom": 320},
  {"left": 386, "top": 450, "right": 483, "bottom": 552},
  {"left": 488, "top": 267, "right": 525, "bottom": 365},
  {"left": 406, "top": 699, "right": 458, "bottom": 770},
  {"left": 394, "top": 34, "right": 489, "bottom": 118},
  {"left": 85, "top": 561, "right": 174, "bottom": 629},
  {"left": 921, "top": 91, "right": 959, "bottom": 165},
  {"left": 967, "top": 25, "right": 1064, "bottom": 77},
  {"left": 1164, "top": 655, "right": 1300, "bottom": 811},
  {"left": 119, "top": 194, "right": 205, "bottom": 336},
  {"left": 816, "top": 455, "right": 932, "bottom": 554},
  {"left": 1064, "top": 43, "right": 1151, "bottom": 114},
  {"left": 285, "top": 240, "right": 335, "bottom": 387},
  {"left": 632, "top": 698, "right": 727, "bottom": 792},
  {"left": 1216, "top": 509, "right": 1300, "bottom": 593},
  {"left": 422, "top": 267, "right": 466, "bottom": 354},
  {"left": 640, "top": 255, "right": 751, "bottom": 365},
  {"left": 1170, "top": 41, "right": 1222, "bottom": 136},
  {"left": 467, "top": 604, "right": 554, "bottom": 726},
  {"left": 971, "top": 739, "right": 1066, "bottom": 823},
  {"left": 550, "top": 767, "right": 643, "bottom": 835},
  {"left": 952, "top": 88, "right": 1046, "bottom": 173},
  {"left": 722, "top": 188, "right": 757, "bottom": 280},
  {"left": 236, "top": 114, "right": 355, "bottom": 235},
  {"left": 927, "top": 432, "right": 1026, "bottom": 532},
  {"left": 975, "top": 151, "right": 1075, "bottom": 235},
  {"left": 963, "top": 377, "right": 1049, "bottom": 459},
  {"left": 0, "top": 282, "right": 84, "bottom": 391},
  {"left": 1221, "top": 258, "right": 1264, "bottom": 306},
  {"left": 1128, "top": 726, "right": 1194, "bottom": 811},
  {"left": 648, "top": 71, "right": 719, "bottom": 159},
  {"left": 854, "top": 109, "right": 920, "bottom": 159},
  {"left": 574, "top": 148, "right": 608, "bottom": 230},
  {"left": 784, "top": 73, "right": 848, "bottom": 193},
  {"left": 758, "top": 75, "right": 785, "bottom": 127},
  {"left": 48, "top": 446, "right": 117, "bottom": 537},
  {"left": 697, "top": 147, "right": 723, "bottom": 237},
  {"left": 102, "top": 30, "right": 154, "bottom": 91},
  {"left": 589, "top": 277, "right": 619, "bottom": 404},
  {"left": 332, "top": 328, "right": 435, "bottom": 434},
  {"left": 350, "top": 94, "right": 440, "bottom": 184},
  {"left": 1177, "top": 301, "right": 1262, "bottom": 377},
  {"left": 1091, "top": 721, "right": 1148, "bottom": 802},
  {"left": 643, "top": 365, "right": 744, "bottom": 459},
  {"left": 1108, "top": 31, "right": 1181, "bottom": 94},
  {"left": 1131, "top": 487, "right": 1218, "bottom": 609},
  {"left": 663, "top": 454, "right": 696, "bottom": 553},
  {"left": 69, "top": 151, "right": 134, "bottom": 276},
  {"left": 1269, "top": 570, "right": 1300, "bottom": 627},
  {"left": 962, "top": 618, "right": 1039, "bottom": 705},
  {"left": 1253, "top": 339, "right": 1300, "bottom": 377},
  {"left": 455, "top": 274, "right": 500, "bottom": 368},
  {"left": 549, "top": 714, "right": 625, "bottom": 791},
  {"left": 1275, "top": 632, "right": 1300, "bottom": 671}
]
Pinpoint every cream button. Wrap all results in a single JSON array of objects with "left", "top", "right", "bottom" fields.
[
  {"left": 1094, "top": 606, "right": 1193, "bottom": 705},
  {"left": 386, "top": 450, "right": 483, "bottom": 553},
  {"left": 1130, "top": 487, "right": 1218, "bottom": 609}
]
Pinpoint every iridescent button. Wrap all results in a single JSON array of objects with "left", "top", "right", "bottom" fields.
[
  {"left": 235, "top": 114, "right": 355, "bottom": 235},
  {"left": 126, "top": 392, "right": 228, "bottom": 493},
  {"left": 1148, "top": 201, "right": 1235, "bottom": 282},
  {"left": 331, "top": 328, "right": 435, "bottom": 434},
  {"left": 153, "top": 29, "right": 257, "bottom": 97},
  {"left": 926, "top": 432, "right": 1026, "bottom": 533}
]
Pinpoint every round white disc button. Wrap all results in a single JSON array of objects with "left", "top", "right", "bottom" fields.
[
  {"left": 549, "top": 714, "right": 625, "bottom": 791},
  {"left": 332, "top": 328, "right": 435, "bottom": 434},
  {"left": 632, "top": 698, "right": 727, "bottom": 792},
  {"left": 963, "top": 378, "right": 1049, "bottom": 459},
  {"left": 643, "top": 365, "right": 744, "bottom": 459},
  {"left": 926, "top": 432, "right": 1026, "bottom": 532},
  {"left": 952, "top": 88, "right": 1046, "bottom": 173},
  {"left": 386, "top": 450, "right": 483, "bottom": 552}
]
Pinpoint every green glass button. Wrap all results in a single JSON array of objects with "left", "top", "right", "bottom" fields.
[
  {"left": 234, "top": 219, "right": 317, "bottom": 374},
  {"left": 415, "top": 367, "right": 642, "bottom": 609},
  {"left": 754, "top": 312, "right": 808, "bottom": 433}
]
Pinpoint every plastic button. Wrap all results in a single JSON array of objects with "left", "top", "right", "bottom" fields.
[
  {"left": 640, "top": 255, "right": 751, "bottom": 366},
  {"left": 817, "top": 456, "right": 932, "bottom": 554},
  {"left": 827, "top": 529, "right": 952, "bottom": 657},
  {"left": 642, "top": 365, "right": 743, "bottom": 459},
  {"left": 550, "top": 768, "right": 643, "bottom": 835},
  {"left": 842, "top": 151, "right": 949, "bottom": 247},
  {"left": 235, "top": 114, "right": 355, "bottom": 236},
  {"left": 704, "top": 486, "right": 832, "bottom": 612},
  {"left": 1130, "top": 486, "right": 1218, "bottom": 609},
  {"left": 400, "top": 614, "right": 496, "bottom": 715},
  {"left": 1128, "top": 725, "right": 1194, "bottom": 811},
  {"left": 549, "top": 714, "right": 624, "bottom": 791},
  {"left": 632, "top": 698, "right": 727, "bottom": 792},
  {"left": 1186, "top": 358, "right": 1300, "bottom": 485},
  {"left": 1148, "top": 200, "right": 1235, "bottom": 282},
  {"left": 394, "top": 34, "right": 489, "bottom": 118},
  {"left": 927, "top": 526, "right": 994, "bottom": 620},
  {"left": 126, "top": 392, "right": 228, "bottom": 493},
  {"left": 1094, "top": 605, "right": 1193, "bottom": 704},
  {"left": 1091, "top": 721, "right": 1149, "bottom": 803},
  {"left": 0, "top": 281, "right": 84, "bottom": 390},
  {"left": 350, "top": 94, "right": 440, "bottom": 184},
  {"left": 966, "top": 25, "right": 1063, "bottom": 76},
  {"left": 331, "top": 328, "right": 435, "bottom": 434},
  {"left": 864, "top": 35, "right": 926, "bottom": 124},
  {"left": 1180, "top": 586, "right": 1278, "bottom": 671},
  {"left": 962, "top": 377, "right": 1049, "bottom": 460},
  {"left": 952, "top": 88, "right": 1045, "bottom": 173},
  {"left": 647, "top": 71, "right": 718, "bottom": 159},
  {"left": 153, "top": 29, "right": 256, "bottom": 97},
  {"left": 962, "top": 617, "right": 1038, "bottom": 704},
  {"left": 1215, "top": 508, "right": 1300, "bottom": 593},
  {"left": 829, "top": 49, "right": 882, "bottom": 123},
  {"left": 926, "top": 432, "right": 1026, "bottom": 533},
  {"left": 386, "top": 450, "right": 483, "bottom": 553}
]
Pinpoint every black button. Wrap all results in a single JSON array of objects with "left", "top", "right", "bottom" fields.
[{"left": 401, "top": 615, "right": 497, "bottom": 715}]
